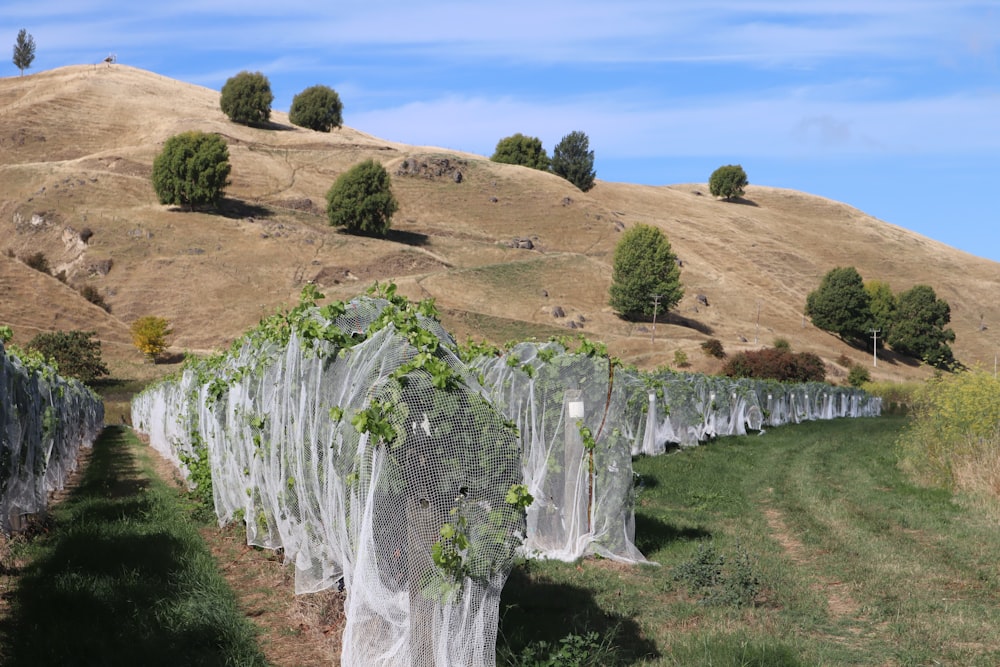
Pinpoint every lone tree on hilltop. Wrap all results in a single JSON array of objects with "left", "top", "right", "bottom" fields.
[
  {"left": 887, "top": 284, "right": 956, "bottom": 368},
  {"left": 551, "top": 130, "right": 596, "bottom": 192},
  {"left": 709, "top": 164, "right": 749, "bottom": 200},
  {"left": 27, "top": 330, "right": 108, "bottom": 384},
  {"left": 609, "top": 223, "right": 683, "bottom": 320},
  {"left": 491, "top": 133, "right": 550, "bottom": 171},
  {"left": 220, "top": 71, "right": 273, "bottom": 126},
  {"left": 804, "top": 266, "right": 871, "bottom": 345},
  {"left": 12, "top": 28, "right": 35, "bottom": 76},
  {"left": 290, "top": 84, "right": 344, "bottom": 132},
  {"left": 326, "top": 159, "right": 398, "bottom": 237},
  {"left": 152, "top": 131, "right": 231, "bottom": 210}
]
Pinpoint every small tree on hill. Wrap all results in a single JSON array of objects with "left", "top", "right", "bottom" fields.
[
  {"left": 152, "top": 131, "right": 231, "bottom": 210},
  {"left": 326, "top": 159, "right": 398, "bottom": 237},
  {"left": 709, "top": 164, "right": 749, "bottom": 200},
  {"left": 805, "top": 266, "right": 871, "bottom": 345},
  {"left": 609, "top": 224, "right": 683, "bottom": 320},
  {"left": 289, "top": 85, "right": 344, "bottom": 132},
  {"left": 131, "top": 316, "right": 172, "bottom": 362},
  {"left": 220, "top": 70, "right": 273, "bottom": 126},
  {"left": 491, "top": 133, "right": 550, "bottom": 171},
  {"left": 12, "top": 29, "right": 35, "bottom": 76},
  {"left": 27, "top": 330, "right": 108, "bottom": 384},
  {"left": 887, "top": 284, "right": 956, "bottom": 368},
  {"left": 551, "top": 130, "right": 596, "bottom": 192}
]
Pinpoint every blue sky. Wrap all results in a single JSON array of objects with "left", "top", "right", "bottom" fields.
[{"left": 7, "top": 1, "right": 1000, "bottom": 262}]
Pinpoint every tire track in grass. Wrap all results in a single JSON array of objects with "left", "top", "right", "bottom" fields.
[{"left": 761, "top": 499, "right": 860, "bottom": 621}]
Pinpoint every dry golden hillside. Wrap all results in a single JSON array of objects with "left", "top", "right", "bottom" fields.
[{"left": 2, "top": 64, "right": 998, "bottom": 385}]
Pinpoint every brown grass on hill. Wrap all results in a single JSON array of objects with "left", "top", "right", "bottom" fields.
[{"left": 1, "top": 64, "right": 998, "bottom": 386}]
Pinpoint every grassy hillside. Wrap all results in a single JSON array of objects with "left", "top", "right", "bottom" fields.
[{"left": 2, "top": 64, "right": 998, "bottom": 384}]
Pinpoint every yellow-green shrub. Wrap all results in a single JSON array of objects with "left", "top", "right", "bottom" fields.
[
  {"left": 896, "top": 369, "right": 1000, "bottom": 494},
  {"left": 863, "top": 380, "right": 922, "bottom": 415}
]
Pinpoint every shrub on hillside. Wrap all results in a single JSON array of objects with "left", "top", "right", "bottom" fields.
[
  {"left": 220, "top": 70, "right": 273, "bottom": 126},
  {"left": 847, "top": 364, "right": 871, "bottom": 388},
  {"left": 79, "top": 285, "right": 111, "bottom": 312},
  {"left": 131, "top": 316, "right": 173, "bottom": 362},
  {"left": 26, "top": 330, "right": 109, "bottom": 384},
  {"left": 22, "top": 251, "right": 50, "bottom": 275},
  {"left": 289, "top": 85, "right": 344, "bottom": 132},
  {"left": 722, "top": 347, "right": 826, "bottom": 382},
  {"left": 701, "top": 338, "right": 726, "bottom": 359},
  {"left": 490, "top": 133, "right": 550, "bottom": 170},
  {"left": 152, "top": 131, "right": 232, "bottom": 210},
  {"left": 325, "top": 160, "right": 398, "bottom": 237}
]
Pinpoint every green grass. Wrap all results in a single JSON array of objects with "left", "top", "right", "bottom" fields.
[
  {"left": 498, "top": 416, "right": 1000, "bottom": 666},
  {"left": 0, "top": 426, "right": 267, "bottom": 667}
]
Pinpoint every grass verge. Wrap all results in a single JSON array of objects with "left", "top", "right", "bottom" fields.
[
  {"left": 498, "top": 416, "right": 1000, "bottom": 666},
  {"left": 0, "top": 426, "right": 268, "bottom": 667}
]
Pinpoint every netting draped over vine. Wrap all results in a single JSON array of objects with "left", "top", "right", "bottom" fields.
[
  {"left": 132, "top": 295, "right": 527, "bottom": 667},
  {"left": 0, "top": 343, "right": 104, "bottom": 533},
  {"left": 471, "top": 341, "right": 649, "bottom": 564},
  {"left": 631, "top": 370, "right": 882, "bottom": 455}
]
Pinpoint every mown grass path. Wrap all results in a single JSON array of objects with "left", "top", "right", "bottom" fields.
[
  {"left": 0, "top": 426, "right": 268, "bottom": 667},
  {"left": 499, "top": 416, "right": 1000, "bottom": 666}
]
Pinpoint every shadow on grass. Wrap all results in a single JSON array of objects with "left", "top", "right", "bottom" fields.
[
  {"left": 633, "top": 513, "right": 711, "bottom": 555},
  {"left": 0, "top": 426, "right": 265, "bottom": 667},
  {"left": 498, "top": 566, "right": 660, "bottom": 665}
]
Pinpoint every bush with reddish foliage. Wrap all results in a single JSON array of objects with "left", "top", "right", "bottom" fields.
[{"left": 722, "top": 347, "right": 826, "bottom": 383}]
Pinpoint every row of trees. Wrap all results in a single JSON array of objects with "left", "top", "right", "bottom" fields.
[
  {"left": 150, "top": 129, "right": 398, "bottom": 235},
  {"left": 805, "top": 266, "right": 956, "bottom": 367},
  {"left": 220, "top": 70, "right": 344, "bottom": 132},
  {"left": 490, "top": 131, "right": 596, "bottom": 192}
]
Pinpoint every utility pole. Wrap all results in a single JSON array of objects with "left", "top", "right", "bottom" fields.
[
  {"left": 650, "top": 294, "right": 663, "bottom": 343},
  {"left": 870, "top": 328, "right": 880, "bottom": 367},
  {"left": 754, "top": 301, "right": 761, "bottom": 345}
]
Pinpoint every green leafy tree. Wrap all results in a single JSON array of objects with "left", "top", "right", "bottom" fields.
[
  {"left": 490, "top": 133, "right": 550, "bottom": 170},
  {"left": 12, "top": 29, "right": 35, "bottom": 76},
  {"left": 289, "top": 84, "right": 344, "bottom": 132},
  {"left": 220, "top": 70, "right": 273, "bottom": 126},
  {"left": 26, "top": 330, "right": 108, "bottom": 384},
  {"left": 326, "top": 159, "right": 398, "bottom": 237},
  {"left": 131, "top": 316, "right": 173, "bottom": 362},
  {"left": 551, "top": 130, "right": 596, "bottom": 192},
  {"left": 805, "top": 266, "right": 871, "bottom": 345},
  {"left": 152, "top": 131, "right": 231, "bottom": 210},
  {"left": 887, "top": 284, "right": 956, "bottom": 368},
  {"left": 609, "top": 224, "right": 683, "bottom": 320},
  {"left": 865, "top": 279, "right": 897, "bottom": 337},
  {"left": 709, "top": 164, "right": 749, "bottom": 200}
]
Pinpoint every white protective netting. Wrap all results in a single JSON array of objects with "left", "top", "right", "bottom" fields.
[
  {"left": 0, "top": 342, "right": 104, "bottom": 532},
  {"left": 470, "top": 341, "right": 650, "bottom": 564},
  {"left": 631, "top": 370, "right": 881, "bottom": 455},
  {"left": 132, "top": 295, "right": 527, "bottom": 667}
]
